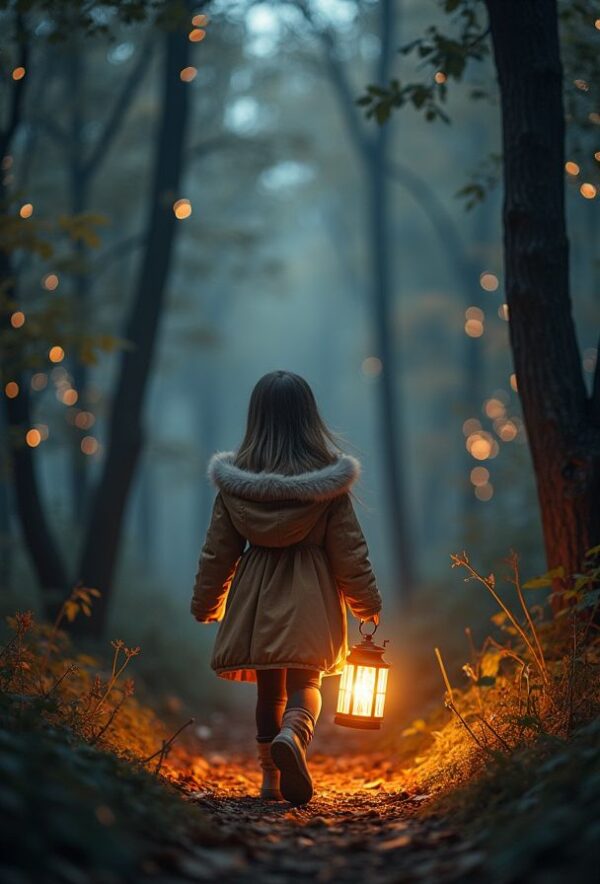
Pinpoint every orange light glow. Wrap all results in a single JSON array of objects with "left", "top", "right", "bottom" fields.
[
  {"left": 497, "top": 420, "right": 518, "bottom": 442},
  {"left": 180, "top": 66, "right": 198, "bottom": 82},
  {"left": 462, "top": 418, "right": 481, "bottom": 436},
  {"left": 189, "top": 28, "right": 206, "bottom": 42},
  {"left": 484, "top": 398, "right": 506, "bottom": 419},
  {"left": 49, "top": 346, "right": 65, "bottom": 363},
  {"left": 580, "top": 182, "right": 597, "bottom": 199},
  {"left": 75, "top": 411, "right": 95, "bottom": 430},
  {"left": 470, "top": 466, "right": 489, "bottom": 487},
  {"left": 19, "top": 203, "right": 33, "bottom": 218},
  {"left": 62, "top": 389, "right": 78, "bottom": 406},
  {"left": 475, "top": 482, "right": 493, "bottom": 501},
  {"left": 81, "top": 436, "right": 99, "bottom": 455},
  {"left": 498, "top": 303, "right": 509, "bottom": 321},
  {"left": 595, "top": 151, "right": 600, "bottom": 162},
  {"left": 480, "top": 272, "right": 499, "bottom": 292},
  {"left": 565, "top": 161, "right": 580, "bottom": 176},
  {"left": 467, "top": 432, "right": 498, "bottom": 461},
  {"left": 465, "top": 319, "right": 484, "bottom": 338},
  {"left": 42, "top": 273, "right": 59, "bottom": 291},
  {"left": 26, "top": 428, "right": 42, "bottom": 447},
  {"left": 434, "top": 71, "right": 446, "bottom": 84},
  {"left": 509, "top": 373, "right": 518, "bottom": 392},
  {"left": 12, "top": 66, "right": 26, "bottom": 81},
  {"left": 10, "top": 311, "right": 25, "bottom": 328},
  {"left": 192, "top": 13, "right": 209, "bottom": 26},
  {"left": 173, "top": 198, "right": 192, "bottom": 219},
  {"left": 5, "top": 381, "right": 19, "bottom": 399}
]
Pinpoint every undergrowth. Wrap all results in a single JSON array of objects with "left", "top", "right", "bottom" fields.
[{"left": 399, "top": 547, "right": 600, "bottom": 796}]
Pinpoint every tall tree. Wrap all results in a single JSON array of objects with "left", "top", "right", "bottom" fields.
[
  {"left": 77, "top": 20, "right": 193, "bottom": 634},
  {"left": 360, "top": 0, "right": 600, "bottom": 585},
  {"left": 484, "top": 0, "right": 599, "bottom": 583},
  {"left": 295, "top": 0, "right": 416, "bottom": 600}
]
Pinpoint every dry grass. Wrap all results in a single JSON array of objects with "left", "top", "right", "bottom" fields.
[
  {"left": 396, "top": 548, "right": 600, "bottom": 797},
  {"left": 0, "top": 586, "right": 195, "bottom": 771}
]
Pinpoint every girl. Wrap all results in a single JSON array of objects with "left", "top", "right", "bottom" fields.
[{"left": 191, "top": 371, "right": 382, "bottom": 805}]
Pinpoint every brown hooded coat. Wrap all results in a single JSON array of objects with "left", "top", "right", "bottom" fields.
[{"left": 191, "top": 452, "right": 382, "bottom": 682}]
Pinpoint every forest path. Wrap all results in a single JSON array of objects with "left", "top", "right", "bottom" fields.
[{"left": 182, "top": 752, "right": 483, "bottom": 883}]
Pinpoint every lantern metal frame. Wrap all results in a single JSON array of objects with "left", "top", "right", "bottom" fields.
[{"left": 334, "top": 621, "right": 390, "bottom": 730}]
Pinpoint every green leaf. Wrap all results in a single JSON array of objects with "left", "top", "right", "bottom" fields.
[{"left": 523, "top": 566, "right": 565, "bottom": 589}]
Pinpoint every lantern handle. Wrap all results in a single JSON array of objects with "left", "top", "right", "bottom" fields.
[{"left": 359, "top": 619, "right": 378, "bottom": 637}]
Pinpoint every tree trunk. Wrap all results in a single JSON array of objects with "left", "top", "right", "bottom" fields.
[
  {"left": 367, "top": 143, "right": 415, "bottom": 598},
  {"left": 485, "top": 0, "right": 600, "bottom": 584},
  {"left": 76, "top": 24, "right": 192, "bottom": 635}
]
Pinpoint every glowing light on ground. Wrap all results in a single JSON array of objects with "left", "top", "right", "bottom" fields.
[
  {"left": 173, "top": 198, "right": 192, "bottom": 219},
  {"left": 10, "top": 311, "right": 25, "bottom": 328}
]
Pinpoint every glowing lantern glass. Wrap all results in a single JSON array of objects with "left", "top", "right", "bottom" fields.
[{"left": 335, "top": 622, "right": 390, "bottom": 729}]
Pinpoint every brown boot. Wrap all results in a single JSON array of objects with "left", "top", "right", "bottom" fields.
[
  {"left": 270, "top": 708, "right": 315, "bottom": 805},
  {"left": 257, "top": 742, "right": 282, "bottom": 800}
]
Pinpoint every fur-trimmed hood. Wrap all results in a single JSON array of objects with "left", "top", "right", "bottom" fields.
[{"left": 207, "top": 451, "right": 360, "bottom": 503}]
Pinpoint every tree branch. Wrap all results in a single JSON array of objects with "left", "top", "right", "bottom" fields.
[
  {"left": 293, "top": 0, "right": 371, "bottom": 159},
  {"left": 83, "top": 35, "right": 155, "bottom": 177},
  {"left": 387, "top": 160, "right": 474, "bottom": 284}
]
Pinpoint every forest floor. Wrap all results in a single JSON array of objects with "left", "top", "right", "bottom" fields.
[{"left": 178, "top": 750, "right": 479, "bottom": 884}]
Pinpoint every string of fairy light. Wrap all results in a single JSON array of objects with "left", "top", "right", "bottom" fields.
[{"left": 3, "top": 9, "right": 210, "bottom": 457}]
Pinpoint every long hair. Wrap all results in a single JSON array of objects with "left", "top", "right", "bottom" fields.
[{"left": 235, "top": 371, "right": 341, "bottom": 475}]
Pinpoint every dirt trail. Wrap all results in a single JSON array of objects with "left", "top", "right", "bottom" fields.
[{"left": 181, "top": 752, "right": 483, "bottom": 883}]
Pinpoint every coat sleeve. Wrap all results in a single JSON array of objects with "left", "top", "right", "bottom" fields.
[
  {"left": 324, "top": 494, "right": 382, "bottom": 620},
  {"left": 191, "top": 493, "right": 246, "bottom": 623}
]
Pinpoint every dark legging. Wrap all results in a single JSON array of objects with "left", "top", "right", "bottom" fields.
[{"left": 255, "top": 668, "right": 322, "bottom": 743}]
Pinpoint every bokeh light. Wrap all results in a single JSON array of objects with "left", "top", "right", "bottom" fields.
[
  {"left": 173, "top": 198, "right": 192, "bottom": 219},
  {"left": 362, "top": 356, "right": 383, "bottom": 378},
  {"left": 49, "top": 346, "right": 65, "bottom": 363},
  {"left": 4, "top": 381, "right": 19, "bottom": 399},
  {"left": 10, "top": 311, "right": 25, "bottom": 328},
  {"left": 81, "top": 436, "right": 99, "bottom": 455},
  {"left": 19, "top": 203, "right": 33, "bottom": 218},
  {"left": 26, "top": 428, "right": 41, "bottom": 448},
  {"left": 480, "top": 272, "right": 499, "bottom": 292}
]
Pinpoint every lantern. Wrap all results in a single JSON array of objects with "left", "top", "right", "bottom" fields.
[{"left": 334, "top": 621, "right": 390, "bottom": 729}]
